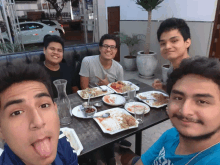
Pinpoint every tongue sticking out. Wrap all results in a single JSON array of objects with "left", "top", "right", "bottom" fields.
[{"left": 33, "top": 138, "right": 52, "bottom": 158}]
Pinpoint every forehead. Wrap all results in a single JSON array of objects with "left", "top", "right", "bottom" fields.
[
  {"left": 47, "top": 42, "right": 63, "bottom": 49},
  {"left": 0, "top": 81, "right": 49, "bottom": 107},
  {"left": 103, "top": 39, "right": 116, "bottom": 46},
  {"left": 172, "top": 74, "right": 220, "bottom": 96},
  {"left": 160, "top": 29, "right": 183, "bottom": 41}
]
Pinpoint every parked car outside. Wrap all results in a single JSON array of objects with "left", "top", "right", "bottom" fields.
[
  {"left": 1, "top": 21, "right": 60, "bottom": 44},
  {"left": 40, "top": 20, "right": 65, "bottom": 35}
]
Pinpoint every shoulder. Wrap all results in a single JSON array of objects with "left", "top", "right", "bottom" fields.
[
  {"left": 112, "top": 60, "right": 123, "bottom": 69},
  {"left": 57, "top": 131, "right": 78, "bottom": 164},
  {"left": 59, "top": 62, "right": 69, "bottom": 68},
  {"left": 163, "top": 127, "right": 178, "bottom": 139},
  {"left": 82, "top": 55, "right": 99, "bottom": 63}
]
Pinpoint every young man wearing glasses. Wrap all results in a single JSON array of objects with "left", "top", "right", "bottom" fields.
[{"left": 79, "top": 34, "right": 124, "bottom": 89}]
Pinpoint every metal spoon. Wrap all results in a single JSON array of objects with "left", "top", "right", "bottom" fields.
[
  {"left": 95, "top": 83, "right": 107, "bottom": 92},
  {"left": 92, "top": 113, "right": 110, "bottom": 118},
  {"left": 88, "top": 94, "right": 91, "bottom": 106}
]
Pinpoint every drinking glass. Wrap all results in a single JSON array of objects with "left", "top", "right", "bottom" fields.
[
  {"left": 127, "top": 83, "right": 136, "bottom": 102},
  {"left": 134, "top": 105, "right": 145, "bottom": 124}
]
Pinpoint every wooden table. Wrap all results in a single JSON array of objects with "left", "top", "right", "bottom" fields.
[{"left": 63, "top": 79, "right": 169, "bottom": 157}]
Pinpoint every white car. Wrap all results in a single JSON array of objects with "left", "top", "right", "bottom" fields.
[
  {"left": 1, "top": 21, "right": 60, "bottom": 44},
  {"left": 40, "top": 20, "right": 65, "bottom": 35}
]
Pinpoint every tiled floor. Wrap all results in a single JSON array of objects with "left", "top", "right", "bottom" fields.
[{"left": 0, "top": 69, "right": 173, "bottom": 164}]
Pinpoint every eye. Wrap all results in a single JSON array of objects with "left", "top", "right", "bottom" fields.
[
  {"left": 40, "top": 103, "right": 50, "bottom": 108},
  {"left": 172, "top": 40, "right": 178, "bottom": 43},
  {"left": 197, "top": 100, "right": 209, "bottom": 105},
  {"left": 173, "top": 96, "right": 182, "bottom": 101},
  {"left": 110, "top": 46, "right": 116, "bottom": 49},
  {"left": 11, "top": 110, "right": 23, "bottom": 116},
  {"left": 160, "top": 43, "right": 165, "bottom": 46}
]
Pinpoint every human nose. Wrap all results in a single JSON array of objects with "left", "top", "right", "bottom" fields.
[
  {"left": 106, "top": 46, "right": 111, "bottom": 51},
  {"left": 165, "top": 42, "right": 172, "bottom": 49},
  {"left": 179, "top": 99, "right": 194, "bottom": 116},
  {"left": 29, "top": 108, "right": 45, "bottom": 130}
]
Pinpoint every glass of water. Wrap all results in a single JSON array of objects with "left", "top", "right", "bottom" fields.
[
  {"left": 134, "top": 105, "right": 145, "bottom": 124},
  {"left": 127, "top": 83, "right": 136, "bottom": 102}
]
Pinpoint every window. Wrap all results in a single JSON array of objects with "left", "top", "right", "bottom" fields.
[
  {"left": 42, "top": 21, "right": 56, "bottom": 26},
  {"left": 19, "top": 24, "right": 28, "bottom": 31},
  {"left": 26, "top": 23, "right": 44, "bottom": 30}
]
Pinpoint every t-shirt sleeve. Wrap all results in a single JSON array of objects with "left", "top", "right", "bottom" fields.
[
  {"left": 79, "top": 57, "right": 90, "bottom": 77},
  {"left": 141, "top": 129, "right": 169, "bottom": 165},
  {"left": 58, "top": 132, "right": 78, "bottom": 165},
  {"left": 117, "top": 65, "right": 124, "bottom": 81}
]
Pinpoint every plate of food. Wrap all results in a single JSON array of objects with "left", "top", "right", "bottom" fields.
[
  {"left": 102, "top": 94, "right": 126, "bottom": 106},
  {"left": 124, "top": 102, "right": 150, "bottom": 114},
  {"left": 136, "top": 91, "right": 169, "bottom": 108},
  {"left": 93, "top": 108, "right": 138, "bottom": 135},
  {"left": 60, "top": 127, "right": 83, "bottom": 156},
  {"left": 71, "top": 105, "right": 97, "bottom": 118},
  {"left": 77, "top": 86, "right": 114, "bottom": 99},
  {"left": 108, "top": 81, "right": 140, "bottom": 94}
]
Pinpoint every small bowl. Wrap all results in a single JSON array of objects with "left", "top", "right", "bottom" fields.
[
  {"left": 82, "top": 102, "right": 88, "bottom": 108},
  {"left": 94, "top": 102, "right": 102, "bottom": 107},
  {"left": 83, "top": 105, "right": 97, "bottom": 117}
]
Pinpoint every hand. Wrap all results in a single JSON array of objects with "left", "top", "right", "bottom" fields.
[
  {"left": 152, "top": 79, "right": 163, "bottom": 90},
  {"left": 96, "top": 74, "right": 109, "bottom": 86}
]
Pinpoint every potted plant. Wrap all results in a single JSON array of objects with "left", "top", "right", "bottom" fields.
[
  {"left": 134, "top": 0, "right": 164, "bottom": 77},
  {"left": 116, "top": 32, "right": 145, "bottom": 71}
]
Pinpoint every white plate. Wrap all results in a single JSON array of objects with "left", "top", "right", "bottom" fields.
[
  {"left": 71, "top": 105, "right": 97, "bottom": 118},
  {"left": 60, "top": 127, "right": 83, "bottom": 156},
  {"left": 77, "top": 86, "right": 115, "bottom": 99},
  {"left": 136, "top": 91, "right": 169, "bottom": 108},
  {"left": 93, "top": 108, "right": 138, "bottom": 135},
  {"left": 108, "top": 81, "right": 140, "bottom": 94},
  {"left": 124, "top": 102, "right": 150, "bottom": 114},
  {"left": 102, "top": 94, "right": 126, "bottom": 106}
]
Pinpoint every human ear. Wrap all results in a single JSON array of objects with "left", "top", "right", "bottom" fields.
[
  {"left": 43, "top": 47, "right": 46, "bottom": 55},
  {"left": 0, "top": 123, "right": 5, "bottom": 140},
  {"left": 54, "top": 103, "right": 58, "bottom": 113},
  {"left": 115, "top": 48, "right": 118, "bottom": 54},
  {"left": 185, "top": 38, "right": 191, "bottom": 49},
  {"left": 99, "top": 46, "right": 102, "bottom": 52}
]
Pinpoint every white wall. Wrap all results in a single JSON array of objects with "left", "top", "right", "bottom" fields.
[{"left": 106, "top": 0, "right": 217, "bottom": 22}]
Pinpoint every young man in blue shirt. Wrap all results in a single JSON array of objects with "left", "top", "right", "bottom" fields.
[
  {"left": 123, "top": 57, "right": 220, "bottom": 165},
  {"left": 0, "top": 63, "right": 78, "bottom": 165}
]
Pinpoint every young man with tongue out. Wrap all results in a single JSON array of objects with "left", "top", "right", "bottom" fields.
[{"left": 0, "top": 63, "right": 78, "bottom": 165}]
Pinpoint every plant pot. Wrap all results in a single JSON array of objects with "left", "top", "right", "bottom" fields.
[
  {"left": 124, "top": 55, "right": 137, "bottom": 71},
  {"left": 162, "top": 64, "right": 170, "bottom": 83},
  {"left": 136, "top": 51, "right": 158, "bottom": 77}
]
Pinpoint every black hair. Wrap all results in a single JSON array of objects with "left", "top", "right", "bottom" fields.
[
  {"left": 0, "top": 63, "right": 54, "bottom": 105},
  {"left": 43, "top": 35, "right": 64, "bottom": 51},
  {"left": 167, "top": 57, "right": 220, "bottom": 95},
  {"left": 99, "top": 34, "right": 118, "bottom": 47},
  {"left": 157, "top": 18, "right": 191, "bottom": 42}
]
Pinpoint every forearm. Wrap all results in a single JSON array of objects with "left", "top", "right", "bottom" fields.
[
  {"left": 72, "top": 86, "right": 78, "bottom": 93},
  {"left": 80, "top": 76, "right": 89, "bottom": 89}
]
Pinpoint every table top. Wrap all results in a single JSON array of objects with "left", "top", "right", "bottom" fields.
[{"left": 62, "top": 79, "right": 169, "bottom": 156}]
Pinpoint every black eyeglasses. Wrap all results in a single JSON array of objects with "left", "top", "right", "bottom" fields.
[{"left": 102, "top": 44, "right": 117, "bottom": 50}]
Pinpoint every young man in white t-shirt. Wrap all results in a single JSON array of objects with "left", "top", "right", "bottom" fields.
[{"left": 79, "top": 34, "right": 124, "bottom": 89}]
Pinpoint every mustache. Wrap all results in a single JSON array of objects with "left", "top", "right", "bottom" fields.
[{"left": 172, "top": 114, "right": 203, "bottom": 124}]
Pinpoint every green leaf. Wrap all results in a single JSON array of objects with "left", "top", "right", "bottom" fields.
[{"left": 134, "top": 0, "right": 164, "bottom": 12}]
